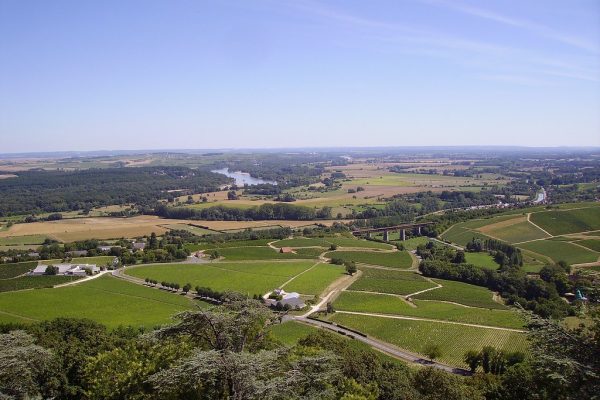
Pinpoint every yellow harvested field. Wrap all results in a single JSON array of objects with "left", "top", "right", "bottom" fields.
[
  {"left": 0, "top": 216, "right": 189, "bottom": 242},
  {"left": 0, "top": 216, "right": 341, "bottom": 242}
]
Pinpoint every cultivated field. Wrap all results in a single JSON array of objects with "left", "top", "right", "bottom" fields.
[
  {"left": 413, "top": 279, "right": 506, "bottom": 309},
  {"left": 0, "top": 261, "right": 37, "bottom": 279},
  {"left": 530, "top": 207, "right": 600, "bottom": 236},
  {"left": 348, "top": 268, "right": 437, "bottom": 295},
  {"left": 441, "top": 204, "right": 600, "bottom": 265},
  {"left": 334, "top": 291, "right": 523, "bottom": 329},
  {"left": 518, "top": 240, "right": 598, "bottom": 265},
  {"left": 0, "top": 216, "right": 343, "bottom": 242},
  {"left": 283, "top": 263, "right": 346, "bottom": 295},
  {"left": 329, "top": 313, "right": 528, "bottom": 368},
  {"left": 217, "top": 247, "right": 319, "bottom": 261},
  {"left": 125, "top": 260, "right": 319, "bottom": 295},
  {"left": 0, "top": 275, "right": 82, "bottom": 293},
  {"left": 324, "top": 250, "right": 412, "bottom": 269},
  {"left": 0, "top": 275, "right": 194, "bottom": 327}
]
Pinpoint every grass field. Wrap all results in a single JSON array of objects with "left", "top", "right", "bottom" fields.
[
  {"left": 324, "top": 250, "right": 412, "bottom": 268},
  {"left": 440, "top": 223, "right": 492, "bottom": 247},
  {"left": 283, "top": 263, "right": 346, "bottom": 295},
  {"left": 218, "top": 247, "right": 319, "bottom": 261},
  {"left": 329, "top": 313, "right": 528, "bottom": 368},
  {"left": 465, "top": 252, "right": 499, "bottom": 270},
  {"left": 517, "top": 240, "right": 598, "bottom": 265},
  {"left": 530, "top": 206, "right": 600, "bottom": 236},
  {"left": 0, "top": 275, "right": 194, "bottom": 327},
  {"left": 126, "top": 261, "right": 316, "bottom": 295},
  {"left": 0, "top": 234, "right": 50, "bottom": 245},
  {"left": 413, "top": 279, "right": 506, "bottom": 309},
  {"left": 334, "top": 291, "right": 522, "bottom": 328},
  {"left": 348, "top": 269, "right": 436, "bottom": 295},
  {"left": 269, "top": 321, "right": 318, "bottom": 345},
  {"left": 0, "top": 275, "right": 83, "bottom": 293},
  {"left": 395, "top": 236, "right": 431, "bottom": 251},
  {"left": 480, "top": 220, "right": 550, "bottom": 243},
  {"left": 293, "top": 247, "right": 328, "bottom": 258},
  {"left": 0, "top": 261, "right": 38, "bottom": 279},
  {"left": 574, "top": 239, "right": 600, "bottom": 252}
]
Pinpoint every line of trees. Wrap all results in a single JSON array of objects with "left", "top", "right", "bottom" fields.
[{"left": 152, "top": 202, "right": 332, "bottom": 221}]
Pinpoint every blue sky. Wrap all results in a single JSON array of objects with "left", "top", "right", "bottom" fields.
[{"left": 1, "top": 0, "right": 599, "bottom": 152}]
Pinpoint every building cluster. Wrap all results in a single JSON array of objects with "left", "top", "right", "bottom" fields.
[
  {"left": 264, "top": 288, "right": 306, "bottom": 309},
  {"left": 30, "top": 263, "right": 100, "bottom": 276}
]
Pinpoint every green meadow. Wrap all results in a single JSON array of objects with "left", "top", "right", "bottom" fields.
[
  {"left": 283, "top": 263, "right": 346, "bottom": 295},
  {"left": 464, "top": 252, "right": 499, "bottom": 270},
  {"left": 325, "top": 250, "right": 412, "bottom": 268},
  {"left": 126, "top": 261, "right": 316, "bottom": 295},
  {"left": 0, "top": 275, "right": 195, "bottom": 327}
]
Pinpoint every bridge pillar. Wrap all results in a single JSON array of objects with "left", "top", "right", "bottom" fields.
[
  {"left": 367, "top": 232, "right": 372, "bottom": 239},
  {"left": 383, "top": 230, "right": 389, "bottom": 241},
  {"left": 401, "top": 229, "right": 406, "bottom": 241},
  {"left": 417, "top": 226, "right": 421, "bottom": 235}
]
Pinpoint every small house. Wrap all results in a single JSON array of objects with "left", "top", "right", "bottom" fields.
[
  {"left": 132, "top": 242, "right": 146, "bottom": 251},
  {"left": 279, "top": 247, "right": 294, "bottom": 254}
]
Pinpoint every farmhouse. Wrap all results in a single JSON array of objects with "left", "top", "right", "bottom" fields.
[
  {"left": 30, "top": 263, "right": 99, "bottom": 276},
  {"left": 132, "top": 242, "right": 146, "bottom": 251},
  {"left": 265, "top": 289, "right": 306, "bottom": 309},
  {"left": 279, "top": 247, "right": 294, "bottom": 254},
  {"left": 97, "top": 245, "right": 112, "bottom": 252}
]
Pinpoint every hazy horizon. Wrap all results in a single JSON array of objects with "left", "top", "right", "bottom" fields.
[{"left": 1, "top": 0, "right": 599, "bottom": 152}]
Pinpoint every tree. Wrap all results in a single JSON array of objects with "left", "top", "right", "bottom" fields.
[
  {"left": 345, "top": 261, "right": 357, "bottom": 276},
  {"left": 423, "top": 343, "right": 442, "bottom": 361},
  {"left": 524, "top": 310, "right": 600, "bottom": 398},
  {"left": 453, "top": 250, "right": 466, "bottom": 264},
  {"left": 0, "top": 331, "right": 59, "bottom": 399},
  {"left": 182, "top": 283, "right": 192, "bottom": 294},
  {"left": 464, "top": 350, "right": 481, "bottom": 372},
  {"left": 148, "top": 232, "right": 158, "bottom": 250},
  {"left": 82, "top": 341, "right": 190, "bottom": 400},
  {"left": 329, "top": 244, "right": 338, "bottom": 251},
  {"left": 326, "top": 302, "right": 335, "bottom": 314},
  {"left": 227, "top": 190, "right": 238, "bottom": 200},
  {"left": 45, "top": 265, "right": 58, "bottom": 275}
]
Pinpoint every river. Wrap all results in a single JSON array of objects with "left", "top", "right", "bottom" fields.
[{"left": 211, "top": 168, "right": 277, "bottom": 186}]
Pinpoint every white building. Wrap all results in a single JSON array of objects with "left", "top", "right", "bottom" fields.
[{"left": 30, "top": 263, "right": 99, "bottom": 276}]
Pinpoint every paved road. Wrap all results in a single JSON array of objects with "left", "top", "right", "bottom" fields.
[{"left": 294, "top": 316, "right": 471, "bottom": 375}]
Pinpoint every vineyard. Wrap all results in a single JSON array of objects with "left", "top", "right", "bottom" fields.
[
  {"left": 324, "top": 250, "right": 412, "bottom": 268},
  {"left": 334, "top": 291, "right": 524, "bottom": 329},
  {"left": 413, "top": 279, "right": 507, "bottom": 309},
  {"left": 348, "top": 268, "right": 437, "bottom": 295},
  {"left": 329, "top": 313, "right": 529, "bottom": 369}
]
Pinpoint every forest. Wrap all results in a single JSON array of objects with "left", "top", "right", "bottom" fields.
[{"left": 0, "top": 167, "right": 230, "bottom": 216}]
